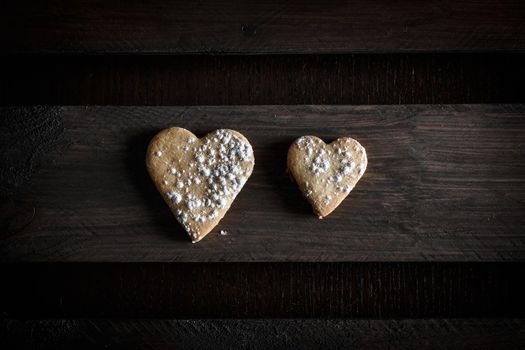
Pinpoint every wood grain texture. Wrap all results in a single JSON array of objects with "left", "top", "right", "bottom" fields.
[
  {"left": 1, "top": 263, "right": 524, "bottom": 318},
  {"left": 1, "top": 0, "right": 525, "bottom": 54},
  {"left": 1, "top": 318, "right": 524, "bottom": 350},
  {"left": 1, "top": 105, "right": 524, "bottom": 262},
  {"left": 0, "top": 107, "right": 63, "bottom": 196},
  {"left": 2, "top": 54, "right": 525, "bottom": 106}
]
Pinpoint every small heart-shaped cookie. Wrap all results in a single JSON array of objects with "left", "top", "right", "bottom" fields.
[
  {"left": 287, "top": 136, "right": 367, "bottom": 218},
  {"left": 146, "top": 128, "right": 254, "bottom": 243}
]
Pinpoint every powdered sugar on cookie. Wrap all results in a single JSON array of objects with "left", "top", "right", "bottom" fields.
[
  {"left": 147, "top": 128, "right": 254, "bottom": 243},
  {"left": 289, "top": 136, "right": 367, "bottom": 218}
]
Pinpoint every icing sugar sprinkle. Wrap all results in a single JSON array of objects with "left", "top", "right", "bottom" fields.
[
  {"left": 310, "top": 152, "right": 330, "bottom": 174},
  {"left": 155, "top": 150, "right": 162, "bottom": 157},
  {"left": 167, "top": 191, "right": 182, "bottom": 204}
]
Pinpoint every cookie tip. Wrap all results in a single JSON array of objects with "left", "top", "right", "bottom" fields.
[{"left": 191, "top": 234, "right": 205, "bottom": 243}]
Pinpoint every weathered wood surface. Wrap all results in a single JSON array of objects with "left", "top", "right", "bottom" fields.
[
  {"left": 2, "top": 54, "right": 525, "bottom": 106},
  {"left": 2, "top": 0, "right": 525, "bottom": 54},
  {"left": 1, "top": 263, "right": 523, "bottom": 318},
  {"left": 1, "top": 319, "right": 524, "bottom": 350},
  {"left": 1, "top": 105, "right": 524, "bottom": 262}
]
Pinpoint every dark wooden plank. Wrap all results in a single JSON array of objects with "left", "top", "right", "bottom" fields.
[
  {"left": 2, "top": 0, "right": 525, "bottom": 54},
  {"left": 1, "top": 105, "right": 524, "bottom": 262},
  {"left": 1, "top": 318, "right": 524, "bottom": 349},
  {"left": 1, "top": 54, "right": 525, "bottom": 106},
  {"left": 1, "top": 263, "right": 524, "bottom": 318}
]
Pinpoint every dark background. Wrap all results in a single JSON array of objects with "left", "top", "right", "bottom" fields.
[{"left": 1, "top": 0, "right": 525, "bottom": 348}]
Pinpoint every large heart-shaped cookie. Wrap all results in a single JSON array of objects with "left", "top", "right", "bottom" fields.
[
  {"left": 146, "top": 128, "right": 254, "bottom": 243},
  {"left": 287, "top": 136, "right": 367, "bottom": 218}
]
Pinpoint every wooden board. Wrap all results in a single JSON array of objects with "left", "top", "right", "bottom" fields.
[
  {"left": 1, "top": 319, "right": 524, "bottom": 350},
  {"left": 2, "top": 54, "right": 525, "bottom": 106},
  {"left": 1, "top": 0, "right": 525, "bottom": 54},
  {"left": 2, "top": 263, "right": 523, "bottom": 318},
  {"left": 1, "top": 105, "right": 524, "bottom": 262}
]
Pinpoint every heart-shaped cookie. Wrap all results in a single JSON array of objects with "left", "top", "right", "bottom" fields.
[
  {"left": 287, "top": 136, "right": 367, "bottom": 218},
  {"left": 146, "top": 127, "right": 254, "bottom": 243}
]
